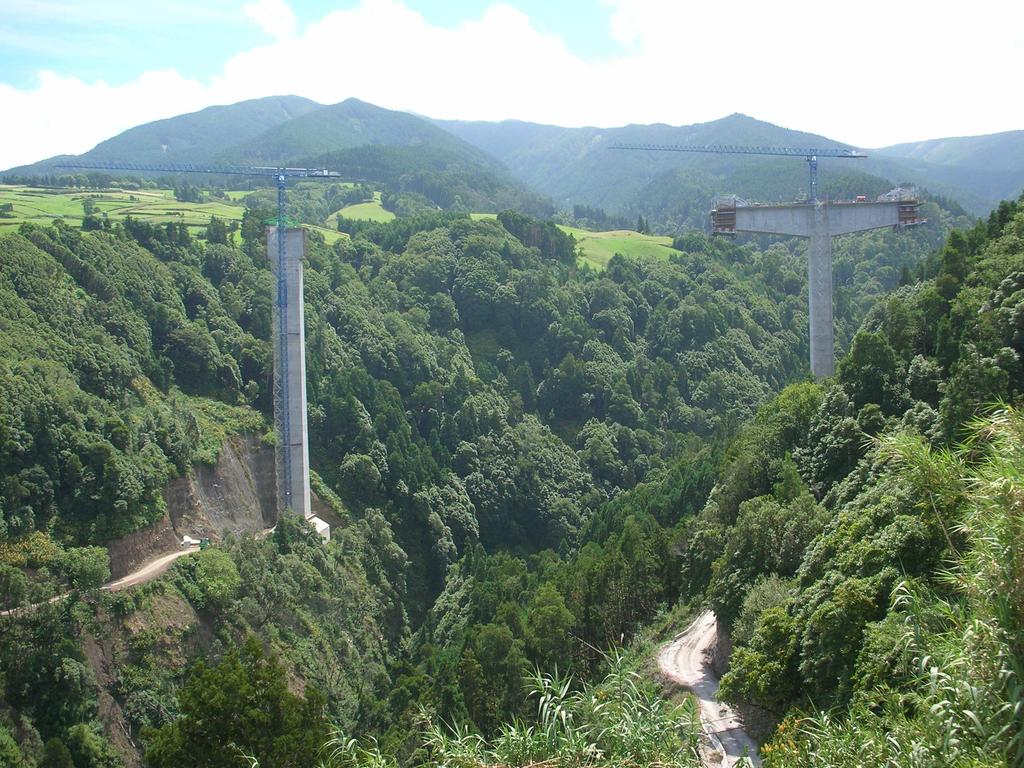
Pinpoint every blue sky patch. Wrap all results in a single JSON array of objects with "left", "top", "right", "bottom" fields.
[{"left": 1, "top": 0, "right": 619, "bottom": 88}]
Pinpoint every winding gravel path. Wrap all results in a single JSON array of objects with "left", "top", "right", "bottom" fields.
[
  {"left": 103, "top": 546, "right": 199, "bottom": 591},
  {"left": 658, "top": 610, "right": 761, "bottom": 767},
  {"left": 1, "top": 545, "right": 199, "bottom": 617}
]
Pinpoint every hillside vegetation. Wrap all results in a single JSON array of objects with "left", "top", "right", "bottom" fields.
[
  {"left": 0, "top": 161, "right": 1014, "bottom": 768},
  {"left": 675, "top": 194, "right": 1024, "bottom": 765},
  {"left": 248, "top": 195, "right": 1024, "bottom": 767}
]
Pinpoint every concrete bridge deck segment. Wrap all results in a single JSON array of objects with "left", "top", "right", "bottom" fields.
[{"left": 728, "top": 200, "right": 908, "bottom": 377}]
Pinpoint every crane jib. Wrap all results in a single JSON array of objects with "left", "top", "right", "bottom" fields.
[{"left": 609, "top": 144, "right": 866, "bottom": 159}]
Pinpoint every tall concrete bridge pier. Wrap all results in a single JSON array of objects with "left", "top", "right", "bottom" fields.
[
  {"left": 267, "top": 226, "right": 312, "bottom": 520},
  {"left": 712, "top": 195, "right": 921, "bottom": 377}
]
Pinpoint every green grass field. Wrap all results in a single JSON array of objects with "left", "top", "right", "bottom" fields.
[
  {"left": 558, "top": 225, "right": 683, "bottom": 270},
  {"left": 0, "top": 184, "right": 347, "bottom": 244},
  {"left": 327, "top": 191, "right": 394, "bottom": 224},
  {"left": 305, "top": 224, "right": 346, "bottom": 245},
  {"left": 0, "top": 185, "right": 246, "bottom": 232},
  {"left": 224, "top": 182, "right": 355, "bottom": 203}
]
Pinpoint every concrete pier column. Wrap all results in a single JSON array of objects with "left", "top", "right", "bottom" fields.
[
  {"left": 733, "top": 198, "right": 907, "bottom": 378},
  {"left": 807, "top": 205, "right": 834, "bottom": 378},
  {"left": 267, "top": 227, "right": 312, "bottom": 519}
]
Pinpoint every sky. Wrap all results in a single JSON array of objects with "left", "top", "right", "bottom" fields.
[{"left": 1, "top": 0, "right": 1023, "bottom": 170}]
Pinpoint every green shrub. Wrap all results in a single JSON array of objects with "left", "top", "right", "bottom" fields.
[{"left": 192, "top": 549, "right": 240, "bottom": 608}]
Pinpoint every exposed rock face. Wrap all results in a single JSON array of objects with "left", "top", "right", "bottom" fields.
[
  {"left": 169, "top": 433, "right": 277, "bottom": 538},
  {"left": 106, "top": 434, "right": 277, "bottom": 579},
  {"left": 105, "top": 516, "right": 180, "bottom": 581},
  {"left": 710, "top": 623, "right": 732, "bottom": 678}
]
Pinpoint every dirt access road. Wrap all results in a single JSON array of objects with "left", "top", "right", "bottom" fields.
[
  {"left": 658, "top": 610, "right": 761, "bottom": 767},
  {"left": 0, "top": 546, "right": 199, "bottom": 617},
  {"left": 103, "top": 546, "right": 198, "bottom": 591}
]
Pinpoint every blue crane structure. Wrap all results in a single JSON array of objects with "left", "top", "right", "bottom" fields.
[
  {"left": 610, "top": 143, "right": 867, "bottom": 202},
  {"left": 59, "top": 160, "right": 342, "bottom": 517}
]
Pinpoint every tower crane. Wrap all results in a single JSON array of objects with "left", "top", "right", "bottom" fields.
[
  {"left": 610, "top": 143, "right": 867, "bottom": 202},
  {"left": 609, "top": 144, "right": 921, "bottom": 378},
  {"left": 59, "top": 160, "right": 342, "bottom": 517}
]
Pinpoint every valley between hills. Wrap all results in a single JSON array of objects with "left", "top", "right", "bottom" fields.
[{"left": 1, "top": 94, "right": 1022, "bottom": 768}]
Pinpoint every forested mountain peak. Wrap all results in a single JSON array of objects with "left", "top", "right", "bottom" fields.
[
  {"left": 613, "top": 111, "right": 850, "bottom": 147},
  {"left": 3, "top": 96, "right": 551, "bottom": 219},
  {"left": 6, "top": 96, "right": 1021, "bottom": 221},
  {"left": 226, "top": 96, "right": 499, "bottom": 166},
  {"left": 433, "top": 111, "right": 849, "bottom": 153},
  {"left": 431, "top": 111, "right": 879, "bottom": 228},
  {"left": 5, "top": 95, "right": 322, "bottom": 173},
  {"left": 432, "top": 111, "right": 1022, "bottom": 219}
]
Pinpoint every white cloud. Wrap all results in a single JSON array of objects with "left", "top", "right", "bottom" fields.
[
  {"left": 0, "top": 70, "right": 210, "bottom": 168},
  {"left": 1, "top": 0, "right": 1023, "bottom": 170},
  {"left": 243, "top": 0, "right": 297, "bottom": 39},
  {"left": 598, "top": 0, "right": 1024, "bottom": 145}
]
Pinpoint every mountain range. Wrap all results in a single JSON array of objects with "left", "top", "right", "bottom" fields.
[
  {"left": 435, "top": 113, "right": 1024, "bottom": 217},
  {"left": 6, "top": 95, "right": 1023, "bottom": 221}
]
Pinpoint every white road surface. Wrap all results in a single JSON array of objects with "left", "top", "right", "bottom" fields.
[
  {"left": 103, "top": 546, "right": 198, "bottom": 591},
  {"left": 658, "top": 610, "right": 761, "bottom": 767}
]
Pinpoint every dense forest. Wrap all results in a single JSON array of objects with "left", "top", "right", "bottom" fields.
[{"left": 0, "top": 176, "right": 1021, "bottom": 768}]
